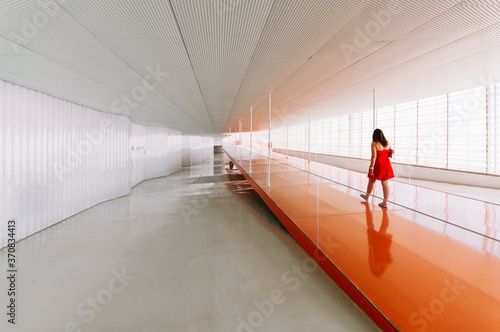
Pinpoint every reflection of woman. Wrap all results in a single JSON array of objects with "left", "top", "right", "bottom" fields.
[
  {"left": 363, "top": 202, "right": 393, "bottom": 276},
  {"left": 360, "top": 129, "right": 394, "bottom": 208}
]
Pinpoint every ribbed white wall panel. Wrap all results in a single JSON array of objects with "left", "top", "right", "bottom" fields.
[
  {"left": 0, "top": 80, "right": 190, "bottom": 249},
  {"left": 182, "top": 135, "right": 214, "bottom": 166},
  {"left": 143, "top": 126, "right": 170, "bottom": 180},
  {"left": 202, "top": 137, "right": 214, "bottom": 163},
  {"left": 0, "top": 79, "right": 130, "bottom": 248},
  {"left": 182, "top": 135, "right": 193, "bottom": 166},
  {"left": 168, "top": 130, "right": 183, "bottom": 174},
  {"left": 130, "top": 123, "right": 146, "bottom": 187}
]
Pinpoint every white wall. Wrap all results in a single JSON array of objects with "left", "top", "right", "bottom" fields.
[
  {"left": 0, "top": 80, "right": 183, "bottom": 248},
  {"left": 130, "top": 123, "right": 146, "bottom": 187},
  {"left": 182, "top": 135, "right": 192, "bottom": 166},
  {"left": 168, "top": 130, "right": 183, "bottom": 174},
  {"left": 182, "top": 135, "right": 214, "bottom": 166}
]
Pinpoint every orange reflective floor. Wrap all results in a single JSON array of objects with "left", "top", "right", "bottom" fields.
[{"left": 224, "top": 145, "right": 500, "bottom": 332}]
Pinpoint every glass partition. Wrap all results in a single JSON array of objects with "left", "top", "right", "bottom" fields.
[{"left": 222, "top": 141, "right": 500, "bottom": 332}]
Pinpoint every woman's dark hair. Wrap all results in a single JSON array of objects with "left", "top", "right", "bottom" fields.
[{"left": 372, "top": 129, "right": 388, "bottom": 147}]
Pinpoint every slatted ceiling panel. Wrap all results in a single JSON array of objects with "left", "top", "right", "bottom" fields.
[
  {"left": 286, "top": 1, "right": 457, "bottom": 100},
  {"left": 236, "top": 0, "right": 364, "bottom": 120},
  {"left": 460, "top": 0, "right": 500, "bottom": 9},
  {"left": 196, "top": 73, "right": 245, "bottom": 132},
  {"left": 0, "top": 1, "right": 43, "bottom": 30},
  {"left": 97, "top": 37, "right": 191, "bottom": 75},
  {"left": 478, "top": 44, "right": 500, "bottom": 54},
  {"left": 6, "top": 4, "right": 109, "bottom": 61},
  {"left": 198, "top": 73, "right": 246, "bottom": 98},
  {"left": 264, "top": 15, "right": 500, "bottom": 128},
  {"left": 326, "top": 1, "right": 403, "bottom": 43},
  {"left": 232, "top": 93, "right": 269, "bottom": 111},
  {"left": 0, "top": 6, "right": 139, "bottom": 92},
  {"left": 0, "top": 54, "right": 117, "bottom": 105},
  {"left": 228, "top": 0, "right": 369, "bottom": 130},
  {"left": 97, "top": 36, "right": 210, "bottom": 125},
  {"left": 225, "top": 93, "right": 270, "bottom": 131},
  {"left": 297, "top": 49, "right": 500, "bottom": 124},
  {"left": 285, "top": 1, "right": 476, "bottom": 124},
  {"left": 254, "top": 0, "right": 365, "bottom": 58},
  {"left": 128, "top": 94, "right": 204, "bottom": 130},
  {"left": 382, "top": 29, "right": 500, "bottom": 81},
  {"left": 267, "top": 41, "right": 389, "bottom": 108},
  {"left": 0, "top": 54, "right": 201, "bottom": 134},
  {"left": 170, "top": 0, "right": 273, "bottom": 74},
  {"left": 240, "top": 0, "right": 462, "bottom": 132},
  {"left": 0, "top": 0, "right": 210, "bottom": 133},
  {"left": 407, "top": 4, "right": 500, "bottom": 42},
  {"left": 170, "top": 0, "right": 273, "bottom": 133},
  {"left": 462, "top": 0, "right": 497, "bottom": 5},
  {"left": 363, "top": 24, "right": 500, "bottom": 92},
  {"left": 64, "top": 0, "right": 179, "bottom": 38},
  {"left": 1, "top": 1, "right": 500, "bottom": 135},
  {"left": 63, "top": 0, "right": 214, "bottom": 130},
  {"left": 238, "top": 57, "right": 307, "bottom": 96},
  {"left": 0, "top": 37, "right": 32, "bottom": 55}
]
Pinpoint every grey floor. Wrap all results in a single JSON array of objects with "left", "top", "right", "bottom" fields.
[{"left": 0, "top": 153, "right": 380, "bottom": 332}]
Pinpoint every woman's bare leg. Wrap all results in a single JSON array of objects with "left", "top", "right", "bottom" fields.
[
  {"left": 379, "top": 180, "right": 390, "bottom": 208},
  {"left": 361, "top": 179, "right": 376, "bottom": 201}
]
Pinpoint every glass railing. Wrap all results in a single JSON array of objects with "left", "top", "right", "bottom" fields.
[{"left": 223, "top": 142, "right": 500, "bottom": 332}]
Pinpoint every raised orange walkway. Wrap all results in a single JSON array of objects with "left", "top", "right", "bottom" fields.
[{"left": 224, "top": 145, "right": 500, "bottom": 332}]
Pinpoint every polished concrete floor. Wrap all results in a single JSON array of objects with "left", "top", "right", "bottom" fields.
[{"left": 0, "top": 153, "right": 379, "bottom": 332}]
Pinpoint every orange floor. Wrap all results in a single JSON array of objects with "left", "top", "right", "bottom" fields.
[{"left": 224, "top": 145, "right": 500, "bottom": 332}]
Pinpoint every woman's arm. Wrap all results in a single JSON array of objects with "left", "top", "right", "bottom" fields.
[{"left": 369, "top": 142, "right": 376, "bottom": 174}]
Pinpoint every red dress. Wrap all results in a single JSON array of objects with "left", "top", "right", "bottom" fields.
[{"left": 368, "top": 149, "right": 394, "bottom": 181}]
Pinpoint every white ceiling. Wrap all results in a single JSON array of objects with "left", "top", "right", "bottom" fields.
[{"left": 1, "top": 0, "right": 499, "bottom": 134}]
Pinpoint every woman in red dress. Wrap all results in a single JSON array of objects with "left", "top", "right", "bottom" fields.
[{"left": 360, "top": 129, "right": 394, "bottom": 208}]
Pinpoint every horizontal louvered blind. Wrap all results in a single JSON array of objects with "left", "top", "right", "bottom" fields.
[
  {"left": 361, "top": 110, "right": 373, "bottom": 160},
  {"left": 349, "top": 112, "right": 362, "bottom": 158},
  {"left": 310, "top": 120, "right": 320, "bottom": 154},
  {"left": 321, "top": 118, "right": 332, "bottom": 155},
  {"left": 375, "top": 106, "right": 395, "bottom": 149},
  {"left": 417, "top": 95, "right": 447, "bottom": 168},
  {"left": 331, "top": 117, "right": 340, "bottom": 156},
  {"left": 395, "top": 101, "right": 417, "bottom": 165},
  {"left": 339, "top": 115, "right": 350, "bottom": 157},
  {"left": 448, "top": 87, "right": 486, "bottom": 173},
  {"left": 244, "top": 83, "right": 499, "bottom": 178},
  {"left": 488, "top": 84, "right": 500, "bottom": 175},
  {"left": 273, "top": 128, "right": 285, "bottom": 150}
]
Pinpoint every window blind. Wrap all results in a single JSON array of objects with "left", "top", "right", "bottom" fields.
[
  {"left": 361, "top": 110, "right": 373, "bottom": 159},
  {"left": 375, "top": 106, "right": 395, "bottom": 162},
  {"left": 488, "top": 84, "right": 500, "bottom": 175},
  {"left": 339, "top": 115, "right": 350, "bottom": 157},
  {"left": 417, "top": 95, "right": 447, "bottom": 168},
  {"left": 331, "top": 117, "right": 340, "bottom": 156},
  {"left": 394, "top": 101, "right": 417, "bottom": 165},
  {"left": 349, "top": 112, "right": 362, "bottom": 158},
  {"left": 310, "top": 121, "right": 320, "bottom": 154},
  {"left": 448, "top": 87, "right": 487, "bottom": 173}
]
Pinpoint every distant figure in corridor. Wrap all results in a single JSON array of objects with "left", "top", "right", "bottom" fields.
[{"left": 360, "top": 129, "right": 394, "bottom": 208}]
